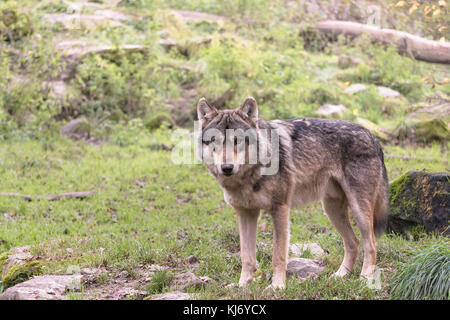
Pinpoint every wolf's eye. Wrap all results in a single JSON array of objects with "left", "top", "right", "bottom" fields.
[{"left": 203, "top": 136, "right": 215, "bottom": 145}]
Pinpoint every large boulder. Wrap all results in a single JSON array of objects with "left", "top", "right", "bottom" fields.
[{"left": 388, "top": 171, "right": 449, "bottom": 236}]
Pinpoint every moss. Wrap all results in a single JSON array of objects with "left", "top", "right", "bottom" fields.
[
  {"left": 389, "top": 172, "right": 411, "bottom": 204},
  {"left": 410, "top": 118, "right": 449, "bottom": 142},
  {"left": 1, "top": 260, "right": 44, "bottom": 289}
]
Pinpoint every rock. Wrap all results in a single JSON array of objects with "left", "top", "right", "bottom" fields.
[
  {"left": 43, "top": 13, "right": 124, "bottom": 30},
  {"left": 286, "top": 258, "right": 325, "bottom": 280},
  {"left": 289, "top": 243, "right": 325, "bottom": 257},
  {"left": 377, "top": 86, "right": 401, "bottom": 98},
  {"left": 338, "top": 54, "right": 361, "bottom": 69},
  {"left": 355, "top": 117, "right": 389, "bottom": 141},
  {"left": 0, "top": 275, "right": 82, "bottom": 300},
  {"left": 395, "top": 101, "right": 449, "bottom": 142},
  {"left": 0, "top": 246, "right": 44, "bottom": 289},
  {"left": 0, "top": 8, "right": 33, "bottom": 41},
  {"left": 316, "top": 104, "right": 349, "bottom": 119},
  {"left": 388, "top": 171, "right": 450, "bottom": 236},
  {"left": 186, "top": 255, "right": 199, "bottom": 265},
  {"left": 60, "top": 118, "right": 91, "bottom": 140},
  {"left": 169, "top": 272, "right": 206, "bottom": 291},
  {"left": 169, "top": 10, "right": 228, "bottom": 23},
  {"left": 145, "top": 291, "right": 192, "bottom": 300},
  {"left": 343, "top": 83, "right": 366, "bottom": 94}
]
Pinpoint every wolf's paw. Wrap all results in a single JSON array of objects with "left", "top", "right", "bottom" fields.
[
  {"left": 238, "top": 275, "right": 253, "bottom": 288},
  {"left": 332, "top": 265, "right": 352, "bottom": 279},
  {"left": 263, "top": 281, "right": 285, "bottom": 293}
]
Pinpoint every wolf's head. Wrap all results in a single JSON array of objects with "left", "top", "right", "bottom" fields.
[{"left": 197, "top": 97, "right": 276, "bottom": 185}]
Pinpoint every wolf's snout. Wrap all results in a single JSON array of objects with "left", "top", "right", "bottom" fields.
[{"left": 221, "top": 164, "right": 234, "bottom": 176}]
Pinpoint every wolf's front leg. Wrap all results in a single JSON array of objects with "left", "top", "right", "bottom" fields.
[
  {"left": 270, "top": 204, "right": 290, "bottom": 290},
  {"left": 235, "top": 208, "right": 260, "bottom": 287}
]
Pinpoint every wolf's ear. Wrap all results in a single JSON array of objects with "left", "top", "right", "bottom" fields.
[
  {"left": 239, "top": 97, "right": 258, "bottom": 123},
  {"left": 197, "top": 98, "right": 218, "bottom": 121}
]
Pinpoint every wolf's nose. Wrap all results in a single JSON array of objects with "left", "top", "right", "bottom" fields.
[{"left": 221, "top": 164, "right": 234, "bottom": 176}]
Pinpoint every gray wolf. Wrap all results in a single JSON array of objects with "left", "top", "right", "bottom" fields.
[{"left": 197, "top": 97, "right": 389, "bottom": 290}]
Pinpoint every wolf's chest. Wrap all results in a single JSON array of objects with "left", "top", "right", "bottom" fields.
[{"left": 222, "top": 185, "right": 273, "bottom": 211}]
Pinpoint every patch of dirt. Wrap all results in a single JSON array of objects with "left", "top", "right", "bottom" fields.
[{"left": 82, "top": 264, "right": 169, "bottom": 300}]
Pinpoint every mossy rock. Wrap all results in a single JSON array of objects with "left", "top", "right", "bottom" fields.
[
  {"left": 0, "top": 247, "right": 44, "bottom": 290},
  {"left": 394, "top": 110, "right": 450, "bottom": 142},
  {"left": 408, "top": 117, "right": 449, "bottom": 142},
  {"left": 388, "top": 171, "right": 450, "bottom": 237},
  {"left": 60, "top": 117, "right": 91, "bottom": 139},
  {"left": 0, "top": 8, "right": 33, "bottom": 41},
  {"left": 2, "top": 260, "right": 44, "bottom": 289},
  {"left": 144, "top": 113, "right": 174, "bottom": 130}
]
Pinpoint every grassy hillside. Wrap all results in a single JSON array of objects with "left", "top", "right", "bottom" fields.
[{"left": 0, "top": 0, "right": 448, "bottom": 300}]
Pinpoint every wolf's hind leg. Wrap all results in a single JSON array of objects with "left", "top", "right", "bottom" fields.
[
  {"left": 322, "top": 194, "right": 359, "bottom": 278},
  {"left": 343, "top": 186, "right": 378, "bottom": 279},
  {"left": 236, "top": 208, "right": 260, "bottom": 287}
]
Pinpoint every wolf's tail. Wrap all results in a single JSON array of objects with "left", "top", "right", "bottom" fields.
[{"left": 373, "top": 150, "right": 389, "bottom": 237}]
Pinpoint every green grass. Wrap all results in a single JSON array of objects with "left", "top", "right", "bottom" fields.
[
  {"left": 0, "top": 0, "right": 449, "bottom": 300},
  {"left": 0, "top": 129, "right": 447, "bottom": 299},
  {"left": 390, "top": 242, "right": 450, "bottom": 300}
]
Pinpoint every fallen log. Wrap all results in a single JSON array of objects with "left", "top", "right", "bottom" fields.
[
  {"left": 315, "top": 20, "right": 450, "bottom": 64},
  {"left": 0, "top": 191, "right": 96, "bottom": 201}
]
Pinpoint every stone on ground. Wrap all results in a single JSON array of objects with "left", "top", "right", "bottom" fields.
[
  {"left": 169, "top": 272, "right": 208, "bottom": 291},
  {"left": 316, "top": 104, "right": 349, "bottom": 119},
  {"left": 145, "top": 291, "right": 192, "bottom": 300},
  {"left": 287, "top": 258, "right": 325, "bottom": 281},
  {"left": 377, "top": 86, "right": 401, "bottom": 98},
  {"left": 0, "top": 275, "right": 82, "bottom": 300},
  {"left": 344, "top": 83, "right": 366, "bottom": 94},
  {"left": 289, "top": 243, "right": 325, "bottom": 257},
  {"left": 60, "top": 118, "right": 91, "bottom": 140}
]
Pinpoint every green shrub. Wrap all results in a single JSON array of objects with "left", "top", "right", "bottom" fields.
[
  {"left": 146, "top": 270, "right": 173, "bottom": 294},
  {"left": 390, "top": 242, "right": 450, "bottom": 300}
]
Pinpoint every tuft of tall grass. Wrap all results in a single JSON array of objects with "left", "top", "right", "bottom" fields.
[{"left": 390, "top": 242, "right": 450, "bottom": 300}]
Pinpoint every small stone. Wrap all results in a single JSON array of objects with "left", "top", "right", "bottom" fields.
[
  {"left": 0, "top": 275, "right": 82, "bottom": 300},
  {"left": 287, "top": 258, "right": 325, "bottom": 281},
  {"left": 186, "top": 255, "right": 199, "bottom": 265},
  {"left": 145, "top": 291, "right": 192, "bottom": 300},
  {"left": 60, "top": 118, "right": 91, "bottom": 140},
  {"left": 344, "top": 84, "right": 367, "bottom": 94},
  {"left": 289, "top": 243, "right": 325, "bottom": 257},
  {"left": 316, "top": 104, "right": 349, "bottom": 119},
  {"left": 377, "top": 86, "right": 401, "bottom": 98},
  {"left": 170, "top": 272, "right": 206, "bottom": 291}
]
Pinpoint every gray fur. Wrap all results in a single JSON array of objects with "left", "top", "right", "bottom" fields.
[{"left": 197, "top": 97, "right": 389, "bottom": 288}]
